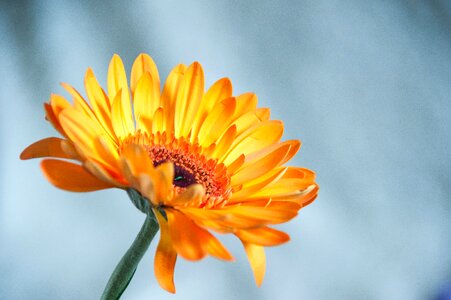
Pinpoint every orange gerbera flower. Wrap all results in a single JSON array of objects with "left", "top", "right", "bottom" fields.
[{"left": 21, "top": 53, "right": 318, "bottom": 293}]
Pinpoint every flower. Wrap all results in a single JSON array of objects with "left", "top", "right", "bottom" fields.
[{"left": 21, "top": 53, "right": 318, "bottom": 293}]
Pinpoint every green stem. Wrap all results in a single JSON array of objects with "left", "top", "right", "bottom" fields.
[{"left": 101, "top": 211, "right": 159, "bottom": 300}]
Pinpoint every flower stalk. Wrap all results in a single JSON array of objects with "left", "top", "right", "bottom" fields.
[{"left": 101, "top": 195, "right": 159, "bottom": 300}]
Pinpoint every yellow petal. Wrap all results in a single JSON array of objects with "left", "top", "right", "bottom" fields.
[
  {"left": 232, "top": 108, "right": 271, "bottom": 137},
  {"left": 152, "top": 107, "right": 164, "bottom": 134},
  {"left": 59, "top": 108, "right": 115, "bottom": 165},
  {"left": 249, "top": 167, "right": 316, "bottom": 199},
  {"left": 191, "top": 77, "right": 232, "bottom": 141},
  {"left": 84, "top": 68, "right": 114, "bottom": 133},
  {"left": 107, "top": 54, "right": 130, "bottom": 106},
  {"left": 61, "top": 82, "right": 87, "bottom": 108},
  {"left": 161, "top": 64, "right": 186, "bottom": 135},
  {"left": 61, "top": 82, "right": 118, "bottom": 142},
  {"left": 225, "top": 154, "right": 245, "bottom": 175},
  {"left": 263, "top": 184, "right": 318, "bottom": 207},
  {"left": 154, "top": 210, "right": 177, "bottom": 294},
  {"left": 133, "top": 73, "right": 159, "bottom": 131},
  {"left": 230, "top": 167, "right": 287, "bottom": 201},
  {"left": 231, "top": 142, "right": 291, "bottom": 185},
  {"left": 235, "top": 227, "right": 290, "bottom": 246},
  {"left": 130, "top": 53, "right": 160, "bottom": 95},
  {"left": 41, "top": 159, "right": 114, "bottom": 192},
  {"left": 89, "top": 137, "right": 120, "bottom": 173},
  {"left": 211, "top": 125, "right": 237, "bottom": 160},
  {"left": 223, "top": 119, "right": 282, "bottom": 165},
  {"left": 242, "top": 242, "right": 266, "bottom": 286},
  {"left": 111, "top": 89, "right": 135, "bottom": 139},
  {"left": 197, "top": 97, "right": 236, "bottom": 147},
  {"left": 174, "top": 62, "right": 204, "bottom": 138},
  {"left": 233, "top": 92, "right": 257, "bottom": 120}
]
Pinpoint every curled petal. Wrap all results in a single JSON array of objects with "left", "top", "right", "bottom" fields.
[
  {"left": 242, "top": 242, "right": 266, "bottom": 286},
  {"left": 154, "top": 210, "right": 177, "bottom": 293},
  {"left": 174, "top": 62, "right": 204, "bottom": 138},
  {"left": 131, "top": 53, "right": 160, "bottom": 95},
  {"left": 166, "top": 209, "right": 233, "bottom": 261},
  {"left": 41, "top": 159, "right": 114, "bottom": 192},
  {"left": 235, "top": 227, "right": 290, "bottom": 246},
  {"left": 20, "top": 137, "right": 73, "bottom": 160},
  {"left": 169, "top": 184, "right": 205, "bottom": 207}
]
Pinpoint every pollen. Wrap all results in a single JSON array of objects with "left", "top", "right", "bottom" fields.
[{"left": 123, "top": 131, "right": 231, "bottom": 207}]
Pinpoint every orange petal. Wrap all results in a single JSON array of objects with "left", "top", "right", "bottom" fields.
[
  {"left": 166, "top": 209, "right": 207, "bottom": 261},
  {"left": 120, "top": 143, "right": 155, "bottom": 175},
  {"left": 44, "top": 103, "right": 66, "bottom": 137},
  {"left": 20, "top": 137, "right": 73, "bottom": 160},
  {"left": 221, "top": 205, "right": 298, "bottom": 225},
  {"left": 41, "top": 159, "right": 114, "bottom": 192},
  {"left": 154, "top": 162, "right": 175, "bottom": 203},
  {"left": 174, "top": 62, "right": 204, "bottom": 138},
  {"left": 242, "top": 242, "right": 266, "bottom": 286},
  {"left": 107, "top": 54, "right": 130, "bottom": 106},
  {"left": 50, "top": 94, "right": 71, "bottom": 115},
  {"left": 84, "top": 159, "right": 126, "bottom": 188},
  {"left": 131, "top": 53, "right": 160, "bottom": 95},
  {"left": 154, "top": 210, "right": 177, "bottom": 294},
  {"left": 202, "top": 233, "right": 234, "bottom": 261},
  {"left": 181, "top": 203, "right": 296, "bottom": 231},
  {"left": 235, "top": 227, "right": 290, "bottom": 246},
  {"left": 167, "top": 208, "right": 233, "bottom": 261},
  {"left": 169, "top": 184, "right": 205, "bottom": 207},
  {"left": 161, "top": 64, "right": 186, "bottom": 135}
]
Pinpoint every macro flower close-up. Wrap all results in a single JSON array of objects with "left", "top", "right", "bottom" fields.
[{"left": 20, "top": 53, "right": 318, "bottom": 295}]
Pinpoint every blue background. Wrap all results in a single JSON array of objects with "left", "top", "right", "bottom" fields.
[{"left": 1, "top": 1, "right": 450, "bottom": 299}]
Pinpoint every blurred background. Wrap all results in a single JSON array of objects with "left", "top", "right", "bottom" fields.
[{"left": 1, "top": 1, "right": 450, "bottom": 299}]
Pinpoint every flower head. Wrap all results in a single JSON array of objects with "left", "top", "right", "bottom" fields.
[{"left": 21, "top": 54, "right": 318, "bottom": 293}]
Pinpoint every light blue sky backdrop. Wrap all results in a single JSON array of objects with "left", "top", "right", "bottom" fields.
[{"left": 1, "top": 1, "right": 450, "bottom": 299}]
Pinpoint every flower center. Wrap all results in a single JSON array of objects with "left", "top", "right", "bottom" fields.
[{"left": 123, "top": 132, "right": 231, "bottom": 205}]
